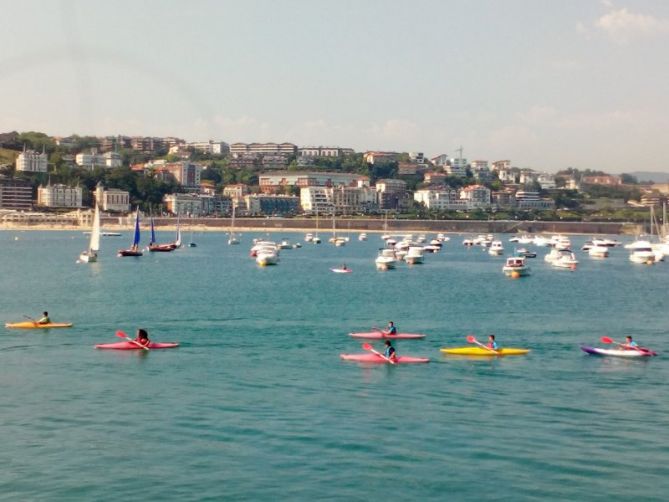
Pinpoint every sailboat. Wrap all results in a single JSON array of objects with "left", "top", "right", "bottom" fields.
[
  {"left": 329, "top": 210, "right": 346, "bottom": 246},
  {"left": 312, "top": 207, "right": 321, "bottom": 244},
  {"left": 148, "top": 217, "right": 178, "bottom": 252},
  {"left": 187, "top": 224, "right": 197, "bottom": 247},
  {"left": 79, "top": 204, "right": 101, "bottom": 263},
  {"left": 118, "top": 208, "right": 143, "bottom": 257},
  {"left": 228, "top": 202, "right": 240, "bottom": 245}
]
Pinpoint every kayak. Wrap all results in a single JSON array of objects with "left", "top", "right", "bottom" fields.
[
  {"left": 349, "top": 331, "right": 426, "bottom": 340},
  {"left": 340, "top": 353, "right": 429, "bottom": 364},
  {"left": 331, "top": 268, "right": 352, "bottom": 274},
  {"left": 5, "top": 321, "right": 73, "bottom": 329},
  {"left": 95, "top": 341, "right": 180, "bottom": 350},
  {"left": 581, "top": 346, "right": 657, "bottom": 357},
  {"left": 440, "top": 347, "right": 530, "bottom": 356}
]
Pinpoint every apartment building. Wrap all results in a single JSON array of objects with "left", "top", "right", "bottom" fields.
[
  {"left": 0, "top": 176, "right": 33, "bottom": 209},
  {"left": 230, "top": 142, "right": 297, "bottom": 157},
  {"left": 298, "top": 146, "right": 355, "bottom": 158},
  {"left": 37, "top": 184, "right": 82, "bottom": 208},
  {"left": 259, "top": 171, "right": 367, "bottom": 194},
  {"left": 16, "top": 147, "right": 48, "bottom": 173}
]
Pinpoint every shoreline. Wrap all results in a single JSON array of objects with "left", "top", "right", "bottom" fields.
[{"left": 0, "top": 217, "right": 644, "bottom": 236}]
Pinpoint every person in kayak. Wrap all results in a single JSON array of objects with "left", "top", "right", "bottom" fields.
[
  {"left": 622, "top": 335, "right": 638, "bottom": 350},
  {"left": 487, "top": 334, "right": 499, "bottom": 350},
  {"left": 384, "top": 340, "right": 397, "bottom": 362},
  {"left": 134, "top": 328, "right": 151, "bottom": 347},
  {"left": 382, "top": 321, "right": 397, "bottom": 336},
  {"left": 37, "top": 311, "right": 51, "bottom": 325}
]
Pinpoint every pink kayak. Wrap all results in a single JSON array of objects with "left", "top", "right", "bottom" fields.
[
  {"left": 349, "top": 331, "right": 426, "bottom": 340},
  {"left": 95, "top": 341, "right": 180, "bottom": 350},
  {"left": 340, "top": 353, "right": 429, "bottom": 364},
  {"left": 331, "top": 268, "right": 352, "bottom": 274}
]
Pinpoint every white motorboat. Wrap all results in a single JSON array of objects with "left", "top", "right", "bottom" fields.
[
  {"left": 502, "top": 256, "right": 530, "bottom": 277},
  {"left": 533, "top": 235, "right": 550, "bottom": 247},
  {"left": 305, "top": 233, "right": 314, "bottom": 243},
  {"left": 518, "top": 234, "right": 534, "bottom": 244},
  {"left": 552, "top": 250, "right": 579, "bottom": 269},
  {"left": 488, "top": 240, "right": 504, "bottom": 256},
  {"left": 627, "top": 241, "right": 656, "bottom": 264},
  {"left": 278, "top": 239, "right": 292, "bottom": 249},
  {"left": 551, "top": 235, "right": 571, "bottom": 250},
  {"left": 423, "top": 244, "right": 441, "bottom": 253},
  {"left": 592, "top": 237, "right": 621, "bottom": 247},
  {"left": 375, "top": 249, "right": 397, "bottom": 270},
  {"left": 429, "top": 239, "right": 443, "bottom": 247},
  {"left": 250, "top": 240, "right": 278, "bottom": 257},
  {"left": 463, "top": 239, "right": 474, "bottom": 247},
  {"left": 544, "top": 248, "right": 561, "bottom": 263},
  {"left": 405, "top": 246, "right": 424, "bottom": 265},
  {"left": 581, "top": 241, "right": 593, "bottom": 251},
  {"left": 358, "top": 232, "right": 368, "bottom": 241},
  {"left": 509, "top": 236, "right": 520, "bottom": 243},
  {"left": 256, "top": 249, "right": 279, "bottom": 266},
  {"left": 80, "top": 204, "right": 101, "bottom": 263},
  {"left": 588, "top": 245, "right": 610, "bottom": 259}
]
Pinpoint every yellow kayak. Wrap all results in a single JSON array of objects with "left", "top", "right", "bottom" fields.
[
  {"left": 440, "top": 347, "right": 530, "bottom": 356},
  {"left": 5, "top": 321, "right": 73, "bottom": 329}
]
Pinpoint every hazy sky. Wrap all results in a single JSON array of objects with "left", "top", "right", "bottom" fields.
[{"left": 2, "top": 0, "right": 668, "bottom": 172}]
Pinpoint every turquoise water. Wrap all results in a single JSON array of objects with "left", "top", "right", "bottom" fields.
[{"left": 1, "top": 230, "right": 668, "bottom": 501}]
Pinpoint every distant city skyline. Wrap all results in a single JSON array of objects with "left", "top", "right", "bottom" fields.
[{"left": 2, "top": 0, "right": 669, "bottom": 173}]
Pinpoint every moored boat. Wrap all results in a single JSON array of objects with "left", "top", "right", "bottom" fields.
[
  {"left": 118, "top": 209, "right": 143, "bottom": 257},
  {"left": 502, "top": 256, "right": 530, "bottom": 277}
]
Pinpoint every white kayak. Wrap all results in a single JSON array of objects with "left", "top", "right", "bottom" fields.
[{"left": 581, "top": 346, "right": 657, "bottom": 357}]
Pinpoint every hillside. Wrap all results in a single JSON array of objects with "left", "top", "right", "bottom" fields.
[{"left": 0, "top": 147, "right": 19, "bottom": 166}]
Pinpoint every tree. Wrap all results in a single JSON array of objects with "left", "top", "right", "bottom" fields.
[{"left": 620, "top": 173, "right": 638, "bottom": 184}]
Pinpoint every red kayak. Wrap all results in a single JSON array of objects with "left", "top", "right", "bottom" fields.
[
  {"left": 340, "top": 353, "right": 429, "bottom": 364},
  {"left": 349, "top": 331, "right": 426, "bottom": 340},
  {"left": 95, "top": 341, "right": 179, "bottom": 350}
]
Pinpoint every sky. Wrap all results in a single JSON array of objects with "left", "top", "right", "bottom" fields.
[{"left": 1, "top": 0, "right": 668, "bottom": 173}]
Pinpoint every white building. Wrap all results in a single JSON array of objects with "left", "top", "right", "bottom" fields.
[
  {"left": 445, "top": 158, "right": 468, "bottom": 177},
  {"left": 300, "top": 186, "right": 333, "bottom": 214},
  {"left": 298, "top": 146, "right": 355, "bottom": 158},
  {"left": 300, "top": 185, "right": 377, "bottom": 214},
  {"left": 460, "top": 185, "right": 491, "bottom": 208},
  {"left": 37, "top": 184, "right": 82, "bottom": 208},
  {"left": 76, "top": 151, "right": 122, "bottom": 169},
  {"left": 537, "top": 173, "right": 556, "bottom": 189},
  {"left": 430, "top": 154, "right": 449, "bottom": 167},
  {"left": 187, "top": 141, "right": 229, "bottom": 155},
  {"left": 230, "top": 142, "right": 297, "bottom": 157},
  {"left": 515, "top": 191, "right": 555, "bottom": 210},
  {"left": 414, "top": 189, "right": 462, "bottom": 210},
  {"left": 16, "top": 147, "right": 48, "bottom": 173},
  {"left": 163, "top": 193, "right": 204, "bottom": 216},
  {"left": 95, "top": 183, "right": 130, "bottom": 212}
]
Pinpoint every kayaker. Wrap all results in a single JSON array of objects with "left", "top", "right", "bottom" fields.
[
  {"left": 134, "top": 328, "right": 151, "bottom": 347},
  {"left": 384, "top": 340, "right": 397, "bottom": 362},
  {"left": 37, "top": 311, "right": 51, "bottom": 325},
  {"left": 383, "top": 321, "right": 397, "bottom": 336},
  {"left": 487, "top": 334, "right": 499, "bottom": 350},
  {"left": 622, "top": 335, "right": 638, "bottom": 350}
]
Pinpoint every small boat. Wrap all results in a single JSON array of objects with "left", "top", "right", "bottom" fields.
[
  {"left": 278, "top": 239, "right": 292, "bottom": 249},
  {"left": 581, "top": 241, "right": 593, "bottom": 251},
  {"left": 5, "top": 321, "right": 73, "bottom": 329},
  {"left": 228, "top": 202, "right": 240, "bottom": 245},
  {"left": 488, "top": 240, "right": 504, "bottom": 256},
  {"left": 581, "top": 346, "right": 657, "bottom": 357},
  {"left": 340, "top": 353, "right": 429, "bottom": 364},
  {"left": 552, "top": 249, "right": 579, "bottom": 269},
  {"left": 305, "top": 233, "right": 314, "bottom": 242},
  {"left": 358, "top": 232, "right": 368, "bottom": 241},
  {"left": 423, "top": 244, "right": 441, "bottom": 253},
  {"left": 627, "top": 241, "right": 656, "bottom": 264},
  {"left": 79, "top": 204, "right": 101, "bottom": 263},
  {"left": 147, "top": 218, "right": 178, "bottom": 252},
  {"left": 533, "top": 236, "right": 550, "bottom": 247},
  {"left": 440, "top": 347, "right": 530, "bottom": 356},
  {"left": 588, "top": 244, "right": 609, "bottom": 259},
  {"left": 463, "top": 239, "right": 474, "bottom": 247},
  {"left": 405, "top": 246, "right": 424, "bottom": 265},
  {"left": 375, "top": 249, "right": 397, "bottom": 270},
  {"left": 502, "top": 256, "right": 530, "bottom": 277},
  {"left": 118, "top": 209, "right": 143, "bottom": 257},
  {"left": 592, "top": 237, "right": 621, "bottom": 247},
  {"left": 349, "top": 332, "right": 426, "bottom": 340},
  {"left": 516, "top": 248, "right": 536, "bottom": 258}
]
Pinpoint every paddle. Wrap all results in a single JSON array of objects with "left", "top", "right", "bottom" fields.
[
  {"left": 116, "top": 330, "right": 150, "bottom": 351},
  {"left": 362, "top": 342, "right": 396, "bottom": 364},
  {"left": 467, "top": 334, "right": 498, "bottom": 353},
  {"left": 600, "top": 336, "right": 644, "bottom": 353},
  {"left": 24, "top": 314, "right": 40, "bottom": 326}
]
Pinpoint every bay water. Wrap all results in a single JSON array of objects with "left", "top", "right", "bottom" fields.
[{"left": 1, "top": 230, "right": 668, "bottom": 501}]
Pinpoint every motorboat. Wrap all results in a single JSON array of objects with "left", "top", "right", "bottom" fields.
[
  {"left": 488, "top": 240, "right": 504, "bottom": 256},
  {"left": 588, "top": 245, "right": 610, "bottom": 259},
  {"left": 423, "top": 244, "right": 441, "bottom": 253},
  {"left": 551, "top": 235, "right": 571, "bottom": 250},
  {"left": 250, "top": 240, "right": 278, "bottom": 257},
  {"left": 533, "top": 235, "right": 550, "bottom": 247},
  {"left": 516, "top": 247, "right": 536, "bottom": 258},
  {"left": 405, "top": 246, "right": 424, "bottom": 265},
  {"left": 581, "top": 241, "right": 593, "bottom": 251},
  {"left": 278, "top": 239, "right": 292, "bottom": 249},
  {"left": 544, "top": 248, "right": 561, "bottom": 263},
  {"left": 358, "top": 232, "right": 368, "bottom": 241},
  {"left": 429, "top": 238, "right": 442, "bottom": 247},
  {"left": 509, "top": 236, "right": 520, "bottom": 243},
  {"left": 518, "top": 235, "right": 534, "bottom": 244},
  {"left": 462, "top": 239, "right": 474, "bottom": 247},
  {"left": 592, "top": 237, "right": 621, "bottom": 247},
  {"left": 552, "top": 249, "right": 579, "bottom": 269},
  {"left": 627, "top": 241, "right": 656, "bottom": 264},
  {"left": 503, "top": 256, "right": 530, "bottom": 277},
  {"left": 375, "top": 249, "right": 397, "bottom": 270},
  {"left": 305, "top": 233, "right": 314, "bottom": 243},
  {"left": 256, "top": 248, "right": 279, "bottom": 266}
]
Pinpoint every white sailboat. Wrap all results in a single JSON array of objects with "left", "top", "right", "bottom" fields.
[
  {"left": 79, "top": 204, "right": 101, "bottom": 263},
  {"left": 329, "top": 210, "right": 346, "bottom": 246},
  {"left": 228, "top": 202, "right": 240, "bottom": 245}
]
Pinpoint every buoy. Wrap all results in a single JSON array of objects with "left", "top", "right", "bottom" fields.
[{"left": 511, "top": 271, "right": 520, "bottom": 279}]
